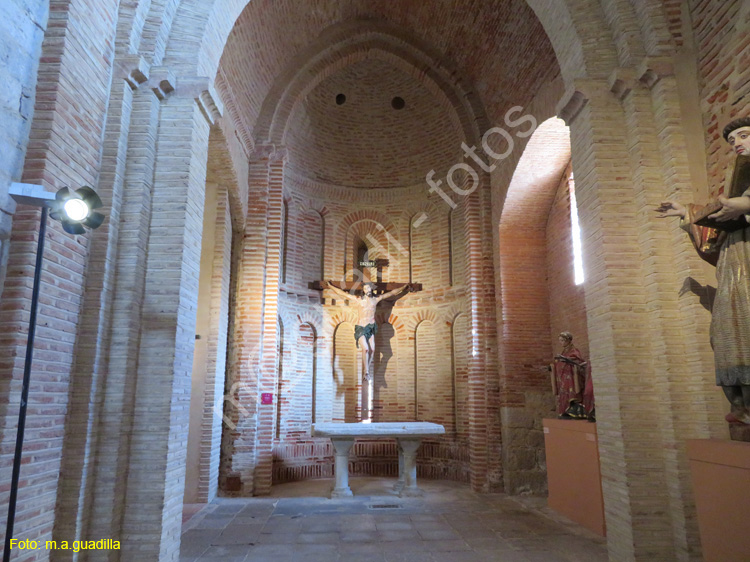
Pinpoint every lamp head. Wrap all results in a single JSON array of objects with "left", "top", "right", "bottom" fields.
[
  {"left": 49, "top": 186, "right": 105, "bottom": 234},
  {"left": 63, "top": 198, "right": 90, "bottom": 221}
]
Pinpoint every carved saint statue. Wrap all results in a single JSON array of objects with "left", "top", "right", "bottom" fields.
[
  {"left": 551, "top": 331, "right": 593, "bottom": 420},
  {"left": 322, "top": 281, "right": 414, "bottom": 381},
  {"left": 655, "top": 118, "right": 750, "bottom": 425}
]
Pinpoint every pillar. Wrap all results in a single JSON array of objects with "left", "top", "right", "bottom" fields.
[{"left": 117, "top": 77, "right": 219, "bottom": 561}]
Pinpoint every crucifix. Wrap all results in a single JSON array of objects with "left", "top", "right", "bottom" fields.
[{"left": 311, "top": 261, "right": 422, "bottom": 421}]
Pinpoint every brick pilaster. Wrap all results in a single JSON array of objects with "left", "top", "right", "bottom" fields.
[
  {"left": 562, "top": 80, "right": 676, "bottom": 560},
  {"left": 119, "top": 84, "right": 213, "bottom": 562},
  {"left": 221, "top": 153, "right": 273, "bottom": 495},
  {"left": 51, "top": 56, "right": 149, "bottom": 558},
  {"left": 252, "top": 149, "right": 286, "bottom": 495}
]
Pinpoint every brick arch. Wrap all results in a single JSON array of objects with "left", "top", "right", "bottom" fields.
[
  {"left": 406, "top": 310, "right": 441, "bottom": 333},
  {"left": 524, "top": 0, "right": 618, "bottom": 83},
  {"left": 145, "top": 7, "right": 494, "bottom": 143},
  {"left": 499, "top": 116, "right": 571, "bottom": 404},
  {"left": 114, "top": 0, "right": 153, "bottom": 57},
  {"left": 207, "top": 127, "right": 244, "bottom": 233},
  {"left": 295, "top": 311, "right": 324, "bottom": 341},
  {"left": 327, "top": 311, "right": 358, "bottom": 330},
  {"left": 374, "top": 312, "right": 405, "bottom": 335},
  {"left": 231, "top": 17, "right": 491, "bottom": 146},
  {"left": 337, "top": 209, "right": 397, "bottom": 233},
  {"left": 303, "top": 206, "right": 326, "bottom": 221},
  {"left": 334, "top": 212, "right": 400, "bottom": 281},
  {"left": 498, "top": 116, "right": 574, "bottom": 494},
  {"left": 257, "top": 35, "right": 478, "bottom": 146},
  {"left": 441, "top": 305, "right": 469, "bottom": 327},
  {"left": 342, "top": 221, "right": 391, "bottom": 281},
  {"left": 148, "top": 0, "right": 615, "bottom": 98}
]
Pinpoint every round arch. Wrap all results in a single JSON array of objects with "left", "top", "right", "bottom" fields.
[{"left": 253, "top": 27, "right": 484, "bottom": 147}]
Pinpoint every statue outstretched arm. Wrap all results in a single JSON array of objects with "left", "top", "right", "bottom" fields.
[
  {"left": 655, "top": 200, "right": 724, "bottom": 267},
  {"left": 376, "top": 283, "right": 412, "bottom": 302},
  {"left": 324, "top": 281, "right": 356, "bottom": 302}
]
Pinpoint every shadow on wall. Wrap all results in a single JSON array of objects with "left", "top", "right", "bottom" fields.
[
  {"left": 374, "top": 321, "right": 396, "bottom": 415},
  {"left": 679, "top": 276, "right": 715, "bottom": 312}
]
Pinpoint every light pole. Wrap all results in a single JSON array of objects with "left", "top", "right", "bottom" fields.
[{"left": 3, "top": 183, "right": 104, "bottom": 562}]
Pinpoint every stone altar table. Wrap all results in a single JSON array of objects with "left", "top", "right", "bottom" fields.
[{"left": 311, "top": 422, "right": 445, "bottom": 498}]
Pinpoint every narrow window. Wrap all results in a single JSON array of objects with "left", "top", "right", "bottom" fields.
[{"left": 569, "top": 174, "right": 584, "bottom": 285}]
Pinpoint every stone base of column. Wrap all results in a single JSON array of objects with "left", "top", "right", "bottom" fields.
[
  {"left": 331, "top": 486, "right": 354, "bottom": 498},
  {"left": 331, "top": 438, "right": 355, "bottom": 499},
  {"left": 397, "top": 438, "right": 422, "bottom": 498}
]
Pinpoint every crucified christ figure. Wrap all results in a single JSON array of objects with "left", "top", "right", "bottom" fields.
[{"left": 322, "top": 281, "right": 414, "bottom": 382}]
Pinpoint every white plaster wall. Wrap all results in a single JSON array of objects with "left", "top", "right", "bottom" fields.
[{"left": 0, "top": 0, "right": 48, "bottom": 290}]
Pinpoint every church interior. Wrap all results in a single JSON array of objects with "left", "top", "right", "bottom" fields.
[{"left": 0, "top": 0, "right": 748, "bottom": 560}]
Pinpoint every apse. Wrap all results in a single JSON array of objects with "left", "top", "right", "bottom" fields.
[{"left": 258, "top": 55, "right": 476, "bottom": 484}]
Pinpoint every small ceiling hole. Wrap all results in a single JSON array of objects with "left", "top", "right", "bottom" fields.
[
  {"left": 391, "top": 96, "right": 405, "bottom": 110},
  {"left": 335, "top": 93, "right": 346, "bottom": 105}
]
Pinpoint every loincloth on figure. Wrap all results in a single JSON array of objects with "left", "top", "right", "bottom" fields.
[{"left": 354, "top": 323, "right": 378, "bottom": 347}]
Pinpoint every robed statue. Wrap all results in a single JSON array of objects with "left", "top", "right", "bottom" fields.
[
  {"left": 551, "top": 331, "right": 594, "bottom": 421},
  {"left": 655, "top": 117, "right": 750, "bottom": 426}
]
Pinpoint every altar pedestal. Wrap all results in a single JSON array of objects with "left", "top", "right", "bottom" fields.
[
  {"left": 543, "top": 418, "right": 605, "bottom": 536},
  {"left": 687, "top": 439, "right": 750, "bottom": 562},
  {"left": 312, "top": 422, "right": 445, "bottom": 498}
]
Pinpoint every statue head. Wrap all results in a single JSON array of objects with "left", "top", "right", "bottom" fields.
[
  {"left": 363, "top": 283, "right": 376, "bottom": 297},
  {"left": 723, "top": 118, "right": 750, "bottom": 156},
  {"left": 558, "top": 331, "right": 573, "bottom": 346}
]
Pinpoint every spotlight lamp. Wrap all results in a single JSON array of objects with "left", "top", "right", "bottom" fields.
[
  {"left": 49, "top": 186, "right": 105, "bottom": 234},
  {"left": 4, "top": 181, "right": 105, "bottom": 562}
]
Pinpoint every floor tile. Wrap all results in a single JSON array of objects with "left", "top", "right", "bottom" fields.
[{"left": 181, "top": 478, "right": 607, "bottom": 562}]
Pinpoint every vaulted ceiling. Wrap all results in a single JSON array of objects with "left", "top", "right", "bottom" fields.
[{"left": 216, "top": 0, "right": 559, "bottom": 188}]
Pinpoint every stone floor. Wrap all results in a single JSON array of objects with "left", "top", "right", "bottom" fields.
[{"left": 180, "top": 478, "right": 608, "bottom": 562}]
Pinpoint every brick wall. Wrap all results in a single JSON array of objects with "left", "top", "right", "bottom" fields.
[
  {"left": 546, "top": 168, "right": 589, "bottom": 361},
  {"left": 0, "top": 1, "right": 738, "bottom": 559},
  {"left": 261, "top": 166, "right": 475, "bottom": 486},
  {"left": 690, "top": 0, "right": 750, "bottom": 196},
  {"left": 497, "top": 117, "right": 572, "bottom": 493},
  {"left": 286, "top": 59, "right": 461, "bottom": 189},
  {"left": 0, "top": 0, "right": 118, "bottom": 558}
]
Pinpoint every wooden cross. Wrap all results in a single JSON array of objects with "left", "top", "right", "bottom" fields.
[{"left": 310, "top": 259, "right": 422, "bottom": 294}]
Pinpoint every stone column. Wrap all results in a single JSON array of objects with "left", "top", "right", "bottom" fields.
[
  {"left": 397, "top": 439, "right": 423, "bottom": 497},
  {"left": 393, "top": 445, "right": 405, "bottom": 492},
  {"left": 331, "top": 438, "right": 355, "bottom": 498}
]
